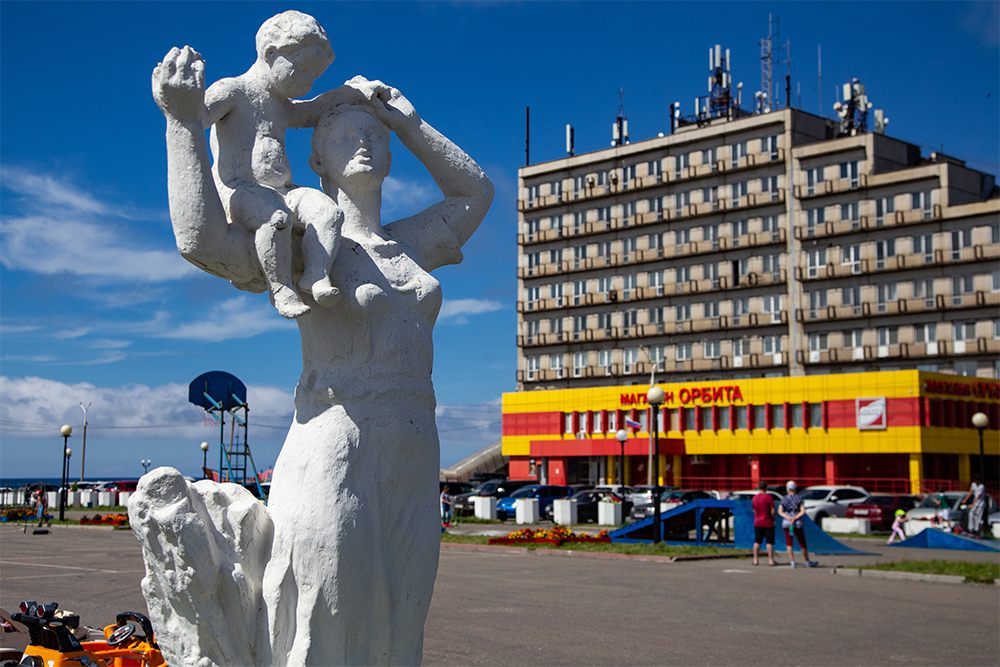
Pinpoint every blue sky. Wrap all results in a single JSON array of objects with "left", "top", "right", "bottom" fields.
[{"left": 1, "top": 1, "right": 997, "bottom": 480}]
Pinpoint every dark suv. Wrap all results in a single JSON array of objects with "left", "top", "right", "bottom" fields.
[{"left": 453, "top": 479, "right": 533, "bottom": 516}]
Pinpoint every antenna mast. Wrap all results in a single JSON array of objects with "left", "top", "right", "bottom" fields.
[
  {"left": 760, "top": 14, "right": 776, "bottom": 112},
  {"left": 817, "top": 44, "right": 823, "bottom": 116},
  {"left": 612, "top": 87, "right": 629, "bottom": 146}
]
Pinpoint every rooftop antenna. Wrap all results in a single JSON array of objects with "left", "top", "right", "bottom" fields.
[
  {"left": 760, "top": 13, "right": 777, "bottom": 113},
  {"left": 781, "top": 38, "right": 792, "bottom": 108},
  {"left": 612, "top": 87, "right": 629, "bottom": 147},
  {"left": 817, "top": 44, "right": 823, "bottom": 116},
  {"left": 833, "top": 77, "right": 876, "bottom": 136},
  {"left": 565, "top": 124, "right": 574, "bottom": 157},
  {"left": 525, "top": 106, "right": 530, "bottom": 166}
]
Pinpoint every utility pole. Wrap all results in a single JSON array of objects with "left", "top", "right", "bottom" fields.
[{"left": 79, "top": 402, "right": 91, "bottom": 482}]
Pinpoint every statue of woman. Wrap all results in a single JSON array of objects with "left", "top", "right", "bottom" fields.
[{"left": 139, "top": 43, "right": 493, "bottom": 667}]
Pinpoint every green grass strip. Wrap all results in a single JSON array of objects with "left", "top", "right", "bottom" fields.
[
  {"left": 441, "top": 533, "right": 741, "bottom": 557},
  {"left": 864, "top": 559, "right": 1000, "bottom": 584}
]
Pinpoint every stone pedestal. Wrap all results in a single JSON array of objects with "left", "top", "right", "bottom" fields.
[
  {"left": 598, "top": 502, "right": 623, "bottom": 526},
  {"left": 515, "top": 498, "right": 539, "bottom": 524},
  {"left": 46, "top": 491, "right": 58, "bottom": 508},
  {"left": 98, "top": 492, "right": 116, "bottom": 507},
  {"left": 821, "top": 517, "right": 870, "bottom": 534},
  {"left": 552, "top": 499, "right": 577, "bottom": 525},
  {"left": 80, "top": 491, "right": 97, "bottom": 508},
  {"left": 473, "top": 496, "right": 497, "bottom": 520},
  {"left": 66, "top": 491, "right": 80, "bottom": 507},
  {"left": 118, "top": 491, "right": 131, "bottom": 507}
]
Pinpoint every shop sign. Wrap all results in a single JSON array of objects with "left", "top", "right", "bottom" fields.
[
  {"left": 856, "top": 397, "right": 887, "bottom": 430},
  {"left": 924, "top": 379, "right": 1000, "bottom": 400},
  {"left": 620, "top": 385, "right": 744, "bottom": 406}
]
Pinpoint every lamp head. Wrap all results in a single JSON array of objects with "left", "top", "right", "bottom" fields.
[
  {"left": 65, "top": 448, "right": 72, "bottom": 457},
  {"left": 646, "top": 386, "right": 666, "bottom": 405},
  {"left": 60, "top": 424, "right": 73, "bottom": 437},
  {"left": 615, "top": 429, "right": 628, "bottom": 443},
  {"left": 971, "top": 412, "right": 989, "bottom": 429},
  {"left": 201, "top": 441, "right": 210, "bottom": 452}
]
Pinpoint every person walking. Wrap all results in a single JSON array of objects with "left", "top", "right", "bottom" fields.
[
  {"left": 777, "top": 481, "right": 817, "bottom": 568},
  {"left": 961, "top": 474, "right": 987, "bottom": 537},
  {"left": 34, "top": 485, "right": 47, "bottom": 527},
  {"left": 752, "top": 479, "right": 777, "bottom": 566},
  {"left": 886, "top": 509, "right": 909, "bottom": 544},
  {"left": 440, "top": 485, "right": 453, "bottom": 527}
]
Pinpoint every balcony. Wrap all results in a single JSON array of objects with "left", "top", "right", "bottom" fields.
[{"left": 794, "top": 173, "right": 869, "bottom": 199}]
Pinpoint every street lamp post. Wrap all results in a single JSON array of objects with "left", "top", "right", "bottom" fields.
[
  {"left": 647, "top": 386, "right": 666, "bottom": 544},
  {"left": 59, "top": 425, "right": 72, "bottom": 521},
  {"left": 615, "top": 429, "right": 627, "bottom": 489},
  {"left": 79, "top": 402, "right": 91, "bottom": 482},
  {"left": 201, "top": 442, "right": 210, "bottom": 479},
  {"left": 971, "top": 412, "right": 989, "bottom": 537},
  {"left": 141, "top": 459, "right": 152, "bottom": 475}
]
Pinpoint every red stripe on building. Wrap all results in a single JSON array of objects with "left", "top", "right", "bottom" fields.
[
  {"left": 529, "top": 438, "right": 685, "bottom": 457},
  {"left": 502, "top": 411, "right": 563, "bottom": 436}
]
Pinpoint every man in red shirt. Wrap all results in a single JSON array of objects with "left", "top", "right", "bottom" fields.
[{"left": 752, "top": 479, "right": 777, "bottom": 566}]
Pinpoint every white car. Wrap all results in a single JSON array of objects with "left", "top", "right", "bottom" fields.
[{"left": 797, "top": 485, "right": 870, "bottom": 522}]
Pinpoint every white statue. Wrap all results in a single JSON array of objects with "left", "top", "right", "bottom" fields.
[{"left": 133, "top": 11, "right": 493, "bottom": 666}]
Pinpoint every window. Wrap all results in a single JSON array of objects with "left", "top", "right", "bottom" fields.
[
  {"left": 573, "top": 175, "right": 585, "bottom": 199},
  {"left": 807, "top": 249, "right": 827, "bottom": 278},
  {"left": 622, "top": 273, "right": 637, "bottom": 299},
  {"left": 549, "top": 353, "right": 563, "bottom": 372},
  {"left": 550, "top": 248, "right": 563, "bottom": 266},
  {"left": 676, "top": 342, "right": 693, "bottom": 360},
  {"left": 733, "top": 258, "right": 749, "bottom": 281},
  {"left": 789, "top": 404, "right": 803, "bottom": 429},
  {"left": 622, "top": 237, "right": 637, "bottom": 262},
  {"left": 912, "top": 234, "right": 934, "bottom": 263},
  {"left": 913, "top": 278, "right": 935, "bottom": 307},
  {"left": 877, "top": 327, "right": 898, "bottom": 347},
  {"left": 993, "top": 224, "right": 1000, "bottom": 244},
  {"left": 952, "top": 275, "right": 973, "bottom": 306},
  {"left": 597, "top": 312, "right": 613, "bottom": 335},
  {"left": 841, "top": 245, "right": 862, "bottom": 274},
  {"left": 549, "top": 317, "right": 563, "bottom": 336},
  {"left": 733, "top": 297, "right": 750, "bottom": 325},
  {"left": 701, "top": 406, "right": 713, "bottom": 431},
  {"left": 763, "top": 335, "right": 782, "bottom": 354},
  {"left": 648, "top": 270, "right": 664, "bottom": 295},
  {"left": 704, "top": 224, "right": 720, "bottom": 250},
  {"left": 842, "top": 286, "right": 862, "bottom": 315},
  {"left": 648, "top": 307, "right": 665, "bottom": 329},
  {"left": 762, "top": 254, "right": 781, "bottom": 280},
  {"left": 676, "top": 265, "right": 691, "bottom": 283},
  {"left": 754, "top": 405, "right": 767, "bottom": 431},
  {"left": 875, "top": 197, "right": 895, "bottom": 226},
  {"left": 550, "top": 215, "right": 563, "bottom": 235},
  {"left": 526, "top": 286, "right": 540, "bottom": 309},
  {"left": 622, "top": 164, "right": 636, "bottom": 187},
  {"left": 703, "top": 147, "right": 718, "bottom": 170},
  {"left": 914, "top": 323, "right": 936, "bottom": 344},
  {"left": 993, "top": 270, "right": 1000, "bottom": 292},
  {"left": 912, "top": 190, "right": 933, "bottom": 218},
  {"left": 718, "top": 406, "right": 731, "bottom": 430},
  {"left": 572, "top": 315, "right": 585, "bottom": 340},
  {"left": 762, "top": 295, "right": 782, "bottom": 323},
  {"left": 622, "top": 309, "right": 638, "bottom": 336},
  {"left": 549, "top": 282, "right": 564, "bottom": 303},
  {"left": 648, "top": 197, "right": 663, "bottom": 218},
  {"left": 735, "top": 405, "right": 748, "bottom": 429},
  {"left": 622, "top": 347, "right": 640, "bottom": 373},
  {"left": 525, "top": 319, "right": 540, "bottom": 343},
  {"left": 950, "top": 229, "right": 972, "bottom": 260},
  {"left": 526, "top": 252, "right": 540, "bottom": 276},
  {"left": 771, "top": 403, "right": 785, "bottom": 430},
  {"left": 953, "top": 321, "right": 975, "bottom": 341},
  {"left": 731, "top": 141, "right": 748, "bottom": 164},
  {"left": 597, "top": 171, "right": 608, "bottom": 189},
  {"left": 649, "top": 344, "right": 665, "bottom": 368},
  {"left": 761, "top": 215, "right": 781, "bottom": 240},
  {"left": 647, "top": 159, "right": 662, "bottom": 179},
  {"left": 841, "top": 202, "right": 860, "bottom": 228},
  {"left": 805, "top": 208, "right": 824, "bottom": 237},
  {"left": 702, "top": 186, "right": 719, "bottom": 210},
  {"left": 550, "top": 180, "right": 562, "bottom": 199},
  {"left": 805, "top": 167, "right": 824, "bottom": 195},
  {"left": 573, "top": 211, "right": 585, "bottom": 234},
  {"left": 704, "top": 261, "right": 720, "bottom": 288},
  {"left": 875, "top": 239, "right": 896, "bottom": 270},
  {"left": 809, "top": 333, "right": 829, "bottom": 351},
  {"left": 597, "top": 276, "right": 612, "bottom": 296},
  {"left": 593, "top": 409, "right": 603, "bottom": 433},
  {"left": 843, "top": 329, "right": 863, "bottom": 348},
  {"left": 527, "top": 183, "right": 540, "bottom": 202},
  {"left": 809, "top": 403, "right": 823, "bottom": 428},
  {"left": 763, "top": 135, "right": 779, "bottom": 159},
  {"left": 704, "top": 300, "right": 720, "bottom": 318},
  {"left": 572, "top": 244, "right": 587, "bottom": 269},
  {"left": 573, "top": 280, "right": 587, "bottom": 305},
  {"left": 704, "top": 340, "right": 721, "bottom": 358},
  {"left": 732, "top": 219, "right": 749, "bottom": 240},
  {"left": 685, "top": 408, "right": 696, "bottom": 431},
  {"left": 622, "top": 201, "right": 636, "bottom": 226},
  {"left": 675, "top": 190, "right": 691, "bottom": 216},
  {"left": 876, "top": 283, "right": 897, "bottom": 312},
  {"left": 573, "top": 351, "right": 587, "bottom": 377},
  {"left": 808, "top": 290, "right": 827, "bottom": 319},
  {"left": 761, "top": 175, "right": 779, "bottom": 201},
  {"left": 598, "top": 349, "right": 613, "bottom": 373},
  {"left": 839, "top": 160, "right": 859, "bottom": 187},
  {"left": 526, "top": 355, "right": 540, "bottom": 381},
  {"left": 676, "top": 304, "right": 692, "bottom": 321},
  {"left": 955, "top": 361, "right": 978, "bottom": 377},
  {"left": 597, "top": 241, "right": 611, "bottom": 265},
  {"left": 564, "top": 412, "right": 574, "bottom": 433},
  {"left": 525, "top": 218, "right": 540, "bottom": 242},
  {"left": 675, "top": 152, "right": 689, "bottom": 179},
  {"left": 731, "top": 180, "right": 749, "bottom": 203}
]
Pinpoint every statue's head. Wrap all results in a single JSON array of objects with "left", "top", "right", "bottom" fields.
[
  {"left": 310, "top": 106, "right": 392, "bottom": 196},
  {"left": 256, "top": 11, "right": 334, "bottom": 99}
]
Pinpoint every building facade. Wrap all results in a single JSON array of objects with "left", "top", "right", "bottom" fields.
[
  {"left": 513, "top": 108, "right": 1000, "bottom": 389},
  {"left": 501, "top": 371, "right": 1000, "bottom": 494}
]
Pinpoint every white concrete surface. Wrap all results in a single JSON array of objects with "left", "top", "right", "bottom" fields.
[
  {"left": 598, "top": 502, "right": 623, "bottom": 526},
  {"left": 473, "top": 496, "right": 497, "bottom": 520},
  {"left": 516, "top": 498, "right": 540, "bottom": 524},
  {"left": 553, "top": 499, "right": 577, "bottom": 525},
  {"left": 98, "top": 492, "right": 116, "bottom": 507},
  {"left": 822, "top": 517, "right": 871, "bottom": 534}
]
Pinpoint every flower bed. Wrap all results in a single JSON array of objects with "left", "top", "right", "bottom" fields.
[
  {"left": 487, "top": 526, "right": 610, "bottom": 546},
  {"left": 0, "top": 508, "right": 31, "bottom": 522},
  {"left": 79, "top": 514, "right": 129, "bottom": 526}
]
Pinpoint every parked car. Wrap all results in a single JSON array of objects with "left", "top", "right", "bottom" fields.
[
  {"left": 727, "top": 490, "right": 783, "bottom": 503},
  {"left": 542, "top": 489, "right": 632, "bottom": 523},
  {"left": 797, "top": 485, "right": 871, "bottom": 522},
  {"left": 906, "top": 491, "right": 997, "bottom": 531},
  {"left": 630, "top": 489, "right": 711, "bottom": 520},
  {"left": 593, "top": 485, "right": 633, "bottom": 502},
  {"left": 845, "top": 495, "right": 920, "bottom": 531},
  {"left": 439, "top": 482, "right": 474, "bottom": 496},
  {"left": 629, "top": 485, "right": 674, "bottom": 507},
  {"left": 453, "top": 479, "right": 532, "bottom": 516},
  {"left": 496, "top": 485, "right": 572, "bottom": 520}
]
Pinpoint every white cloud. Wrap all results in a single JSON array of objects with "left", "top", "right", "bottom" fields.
[
  {"left": 381, "top": 176, "right": 439, "bottom": 218},
  {"left": 438, "top": 298, "right": 503, "bottom": 324},
  {"left": 0, "top": 165, "right": 196, "bottom": 283},
  {"left": 53, "top": 328, "right": 92, "bottom": 340},
  {"left": 0, "top": 375, "right": 294, "bottom": 440},
  {"left": 152, "top": 296, "right": 294, "bottom": 341},
  {"left": 0, "top": 324, "right": 42, "bottom": 334},
  {"left": 86, "top": 339, "right": 133, "bottom": 349}
]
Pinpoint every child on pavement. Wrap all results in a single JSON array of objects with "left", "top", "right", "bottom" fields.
[{"left": 886, "top": 509, "right": 908, "bottom": 544}]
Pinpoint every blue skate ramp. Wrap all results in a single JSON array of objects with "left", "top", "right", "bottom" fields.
[
  {"left": 609, "top": 499, "right": 874, "bottom": 555},
  {"left": 888, "top": 528, "right": 1000, "bottom": 552}
]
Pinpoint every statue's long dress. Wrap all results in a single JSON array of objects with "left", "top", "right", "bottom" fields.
[{"left": 263, "top": 213, "right": 464, "bottom": 666}]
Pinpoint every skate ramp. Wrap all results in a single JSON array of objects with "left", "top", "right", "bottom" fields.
[{"left": 888, "top": 528, "right": 1000, "bottom": 552}]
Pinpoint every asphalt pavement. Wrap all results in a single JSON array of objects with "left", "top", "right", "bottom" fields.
[{"left": 2, "top": 523, "right": 997, "bottom": 666}]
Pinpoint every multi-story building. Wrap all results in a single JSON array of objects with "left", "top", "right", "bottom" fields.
[
  {"left": 504, "top": 101, "right": 1000, "bottom": 493},
  {"left": 514, "top": 107, "right": 999, "bottom": 389}
]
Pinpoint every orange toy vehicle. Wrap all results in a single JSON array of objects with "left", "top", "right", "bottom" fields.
[{"left": 4, "top": 601, "right": 164, "bottom": 667}]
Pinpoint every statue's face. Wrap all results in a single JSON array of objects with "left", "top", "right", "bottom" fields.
[
  {"left": 267, "top": 38, "right": 333, "bottom": 99},
  {"left": 316, "top": 108, "right": 391, "bottom": 188}
]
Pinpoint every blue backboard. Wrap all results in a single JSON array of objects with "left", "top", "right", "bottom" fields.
[{"left": 188, "top": 371, "right": 247, "bottom": 410}]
